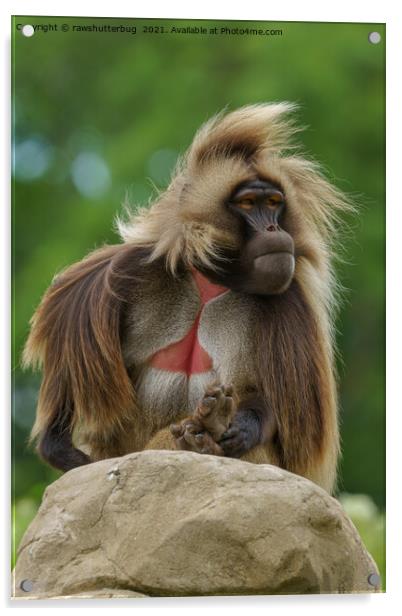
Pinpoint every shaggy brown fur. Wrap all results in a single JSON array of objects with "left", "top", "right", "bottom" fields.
[{"left": 23, "top": 103, "right": 353, "bottom": 493}]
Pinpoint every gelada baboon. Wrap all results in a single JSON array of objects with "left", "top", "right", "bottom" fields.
[{"left": 23, "top": 103, "right": 353, "bottom": 493}]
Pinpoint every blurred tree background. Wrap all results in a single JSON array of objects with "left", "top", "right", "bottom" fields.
[{"left": 12, "top": 17, "right": 385, "bottom": 582}]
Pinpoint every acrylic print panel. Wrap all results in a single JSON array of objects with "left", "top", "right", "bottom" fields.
[{"left": 12, "top": 16, "right": 385, "bottom": 597}]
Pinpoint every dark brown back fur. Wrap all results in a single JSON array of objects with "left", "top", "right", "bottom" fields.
[{"left": 23, "top": 244, "right": 150, "bottom": 442}]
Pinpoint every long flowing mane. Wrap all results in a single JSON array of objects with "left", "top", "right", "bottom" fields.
[{"left": 24, "top": 104, "right": 353, "bottom": 491}]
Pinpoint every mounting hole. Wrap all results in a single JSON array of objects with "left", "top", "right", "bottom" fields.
[
  {"left": 20, "top": 579, "right": 33, "bottom": 592},
  {"left": 22, "top": 25, "right": 35, "bottom": 37},
  {"left": 368, "top": 32, "right": 381, "bottom": 45},
  {"left": 368, "top": 572, "right": 381, "bottom": 587}
]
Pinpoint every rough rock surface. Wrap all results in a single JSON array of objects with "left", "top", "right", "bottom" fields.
[{"left": 13, "top": 451, "right": 380, "bottom": 598}]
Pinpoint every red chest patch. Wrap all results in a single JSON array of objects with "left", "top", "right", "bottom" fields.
[{"left": 150, "top": 270, "right": 228, "bottom": 375}]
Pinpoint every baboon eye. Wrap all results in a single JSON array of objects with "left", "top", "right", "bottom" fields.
[{"left": 269, "top": 192, "right": 283, "bottom": 203}]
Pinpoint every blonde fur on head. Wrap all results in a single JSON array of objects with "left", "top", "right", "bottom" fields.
[{"left": 118, "top": 103, "right": 353, "bottom": 279}]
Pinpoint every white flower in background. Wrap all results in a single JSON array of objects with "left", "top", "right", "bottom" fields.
[{"left": 339, "top": 493, "right": 379, "bottom": 522}]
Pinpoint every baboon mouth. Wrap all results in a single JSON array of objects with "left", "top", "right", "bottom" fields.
[
  {"left": 253, "top": 253, "right": 295, "bottom": 290},
  {"left": 254, "top": 250, "right": 294, "bottom": 259},
  {"left": 254, "top": 250, "right": 295, "bottom": 264}
]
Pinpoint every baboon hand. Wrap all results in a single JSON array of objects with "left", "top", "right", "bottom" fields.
[
  {"left": 219, "top": 407, "right": 262, "bottom": 458},
  {"left": 170, "top": 382, "right": 235, "bottom": 456}
]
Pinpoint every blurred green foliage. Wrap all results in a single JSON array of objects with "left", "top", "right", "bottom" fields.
[
  {"left": 339, "top": 493, "right": 386, "bottom": 588},
  {"left": 12, "top": 17, "right": 385, "bottom": 578}
]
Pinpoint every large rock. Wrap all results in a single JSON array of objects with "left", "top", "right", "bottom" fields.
[{"left": 13, "top": 451, "right": 380, "bottom": 598}]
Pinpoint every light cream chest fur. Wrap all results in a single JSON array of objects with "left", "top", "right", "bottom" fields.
[{"left": 122, "top": 270, "right": 258, "bottom": 423}]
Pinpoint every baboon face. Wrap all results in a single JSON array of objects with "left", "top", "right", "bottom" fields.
[{"left": 200, "top": 178, "right": 295, "bottom": 296}]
